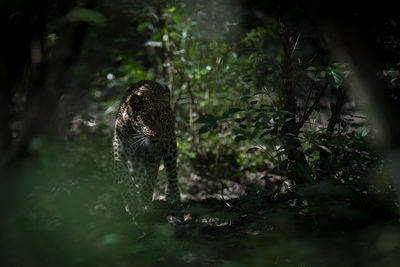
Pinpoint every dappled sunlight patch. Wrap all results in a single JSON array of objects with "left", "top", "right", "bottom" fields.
[{"left": 199, "top": 216, "right": 231, "bottom": 227}]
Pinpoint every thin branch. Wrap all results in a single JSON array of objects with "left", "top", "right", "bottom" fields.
[
  {"left": 291, "top": 32, "right": 301, "bottom": 57},
  {"left": 301, "top": 85, "right": 314, "bottom": 119},
  {"left": 148, "top": 9, "right": 159, "bottom": 21},
  {"left": 327, "top": 86, "right": 345, "bottom": 133}
]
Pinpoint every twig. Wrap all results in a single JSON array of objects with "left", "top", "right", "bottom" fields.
[
  {"left": 262, "top": 86, "right": 277, "bottom": 107},
  {"left": 226, "top": 121, "right": 279, "bottom": 164},
  {"left": 301, "top": 80, "right": 315, "bottom": 120},
  {"left": 291, "top": 32, "right": 301, "bottom": 57}
]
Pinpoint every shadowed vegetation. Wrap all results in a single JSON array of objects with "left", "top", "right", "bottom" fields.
[{"left": 1, "top": 0, "right": 400, "bottom": 266}]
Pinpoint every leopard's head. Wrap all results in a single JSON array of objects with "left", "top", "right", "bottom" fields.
[{"left": 125, "top": 81, "right": 171, "bottom": 145}]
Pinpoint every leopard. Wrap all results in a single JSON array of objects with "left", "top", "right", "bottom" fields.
[{"left": 112, "top": 80, "right": 180, "bottom": 214}]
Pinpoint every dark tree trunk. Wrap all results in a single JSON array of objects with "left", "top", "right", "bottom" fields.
[
  {"left": 279, "top": 17, "right": 311, "bottom": 184},
  {"left": 0, "top": 1, "right": 90, "bottom": 166},
  {"left": 318, "top": 86, "right": 345, "bottom": 179}
]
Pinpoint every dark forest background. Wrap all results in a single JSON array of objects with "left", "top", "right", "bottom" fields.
[{"left": 1, "top": 0, "right": 400, "bottom": 266}]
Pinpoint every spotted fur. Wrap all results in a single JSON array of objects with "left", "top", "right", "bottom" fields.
[{"left": 113, "top": 80, "right": 180, "bottom": 213}]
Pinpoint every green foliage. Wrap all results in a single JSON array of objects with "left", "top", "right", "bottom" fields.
[
  {"left": 307, "top": 63, "right": 352, "bottom": 88},
  {"left": 2, "top": 0, "right": 400, "bottom": 266},
  {"left": 194, "top": 21, "right": 372, "bottom": 184}
]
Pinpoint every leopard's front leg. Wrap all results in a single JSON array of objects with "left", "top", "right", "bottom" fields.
[
  {"left": 163, "top": 135, "right": 180, "bottom": 202},
  {"left": 113, "top": 136, "right": 141, "bottom": 214}
]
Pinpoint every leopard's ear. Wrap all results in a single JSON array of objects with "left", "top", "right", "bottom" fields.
[
  {"left": 164, "top": 85, "right": 170, "bottom": 93},
  {"left": 129, "top": 95, "right": 141, "bottom": 109}
]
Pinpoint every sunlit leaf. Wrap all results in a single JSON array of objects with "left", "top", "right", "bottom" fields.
[
  {"left": 222, "top": 108, "right": 243, "bottom": 118},
  {"left": 247, "top": 147, "right": 259, "bottom": 153},
  {"left": 259, "top": 130, "right": 271, "bottom": 139},
  {"left": 279, "top": 110, "right": 292, "bottom": 115},
  {"left": 164, "top": 7, "right": 176, "bottom": 13},
  {"left": 306, "top": 66, "right": 322, "bottom": 71},
  {"left": 355, "top": 127, "right": 370, "bottom": 137},
  {"left": 137, "top": 22, "right": 153, "bottom": 31},
  {"left": 240, "top": 95, "right": 252, "bottom": 101},
  {"left": 319, "top": 145, "right": 332, "bottom": 153},
  {"left": 332, "top": 62, "right": 348, "bottom": 69},
  {"left": 327, "top": 69, "right": 343, "bottom": 88},
  {"left": 145, "top": 40, "right": 162, "bottom": 47}
]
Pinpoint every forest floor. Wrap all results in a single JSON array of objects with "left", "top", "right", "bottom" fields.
[
  {"left": 3, "top": 134, "right": 400, "bottom": 267},
  {"left": 127, "top": 192, "right": 399, "bottom": 266}
]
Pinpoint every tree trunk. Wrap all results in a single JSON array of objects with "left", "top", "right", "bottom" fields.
[
  {"left": 318, "top": 86, "right": 345, "bottom": 179},
  {"left": 279, "top": 17, "right": 310, "bottom": 184},
  {"left": 0, "top": 2, "right": 90, "bottom": 166}
]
